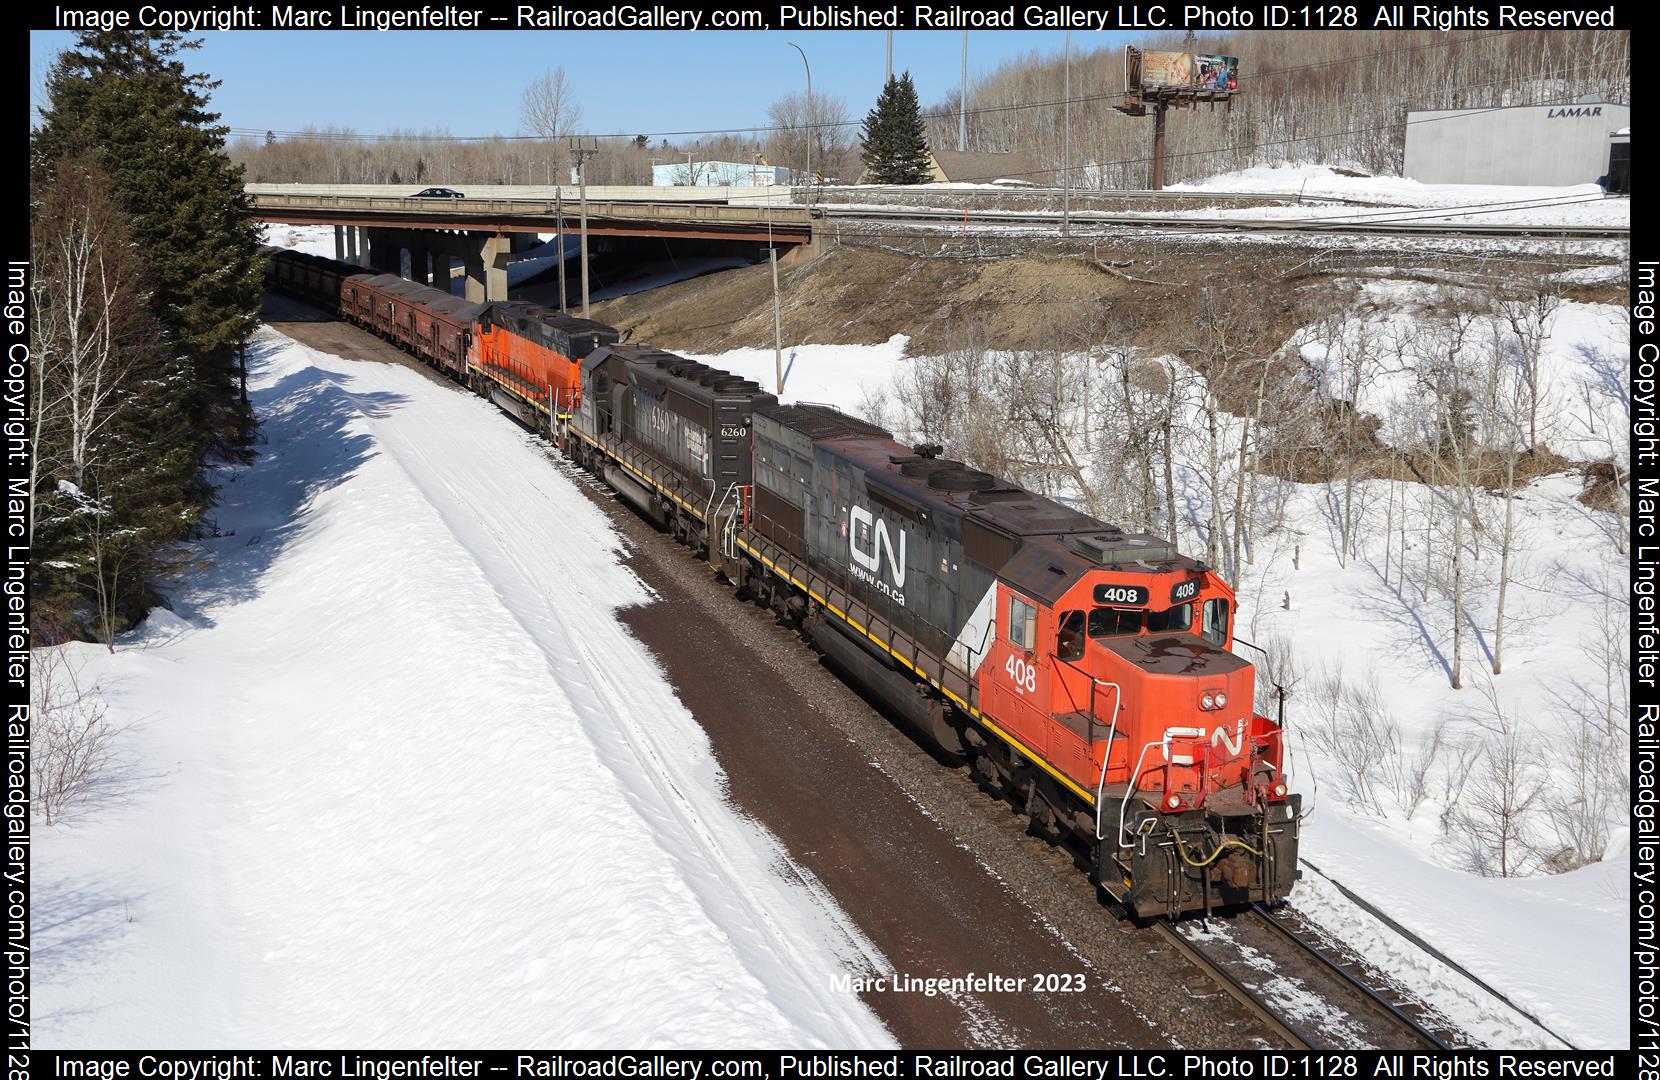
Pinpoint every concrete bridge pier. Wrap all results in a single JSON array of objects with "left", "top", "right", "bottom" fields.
[
  {"left": 408, "top": 243, "right": 431, "bottom": 285},
  {"left": 463, "top": 236, "right": 510, "bottom": 303},
  {"left": 367, "top": 229, "right": 399, "bottom": 273},
  {"left": 363, "top": 227, "right": 509, "bottom": 301}
]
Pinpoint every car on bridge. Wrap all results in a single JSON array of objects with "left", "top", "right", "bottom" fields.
[{"left": 411, "top": 187, "right": 465, "bottom": 198}]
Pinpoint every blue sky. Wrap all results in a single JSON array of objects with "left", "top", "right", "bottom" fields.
[{"left": 29, "top": 29, "right": 1136, "bottom": 139}]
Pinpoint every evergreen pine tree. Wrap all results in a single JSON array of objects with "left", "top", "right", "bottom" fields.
[
  {"left": 33, "top": 29, "right": 265, "bottom": 453},
  {"left": 859, "top": 73, "right": 932, "bottom": 185}
]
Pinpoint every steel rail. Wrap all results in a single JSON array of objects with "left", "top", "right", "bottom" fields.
[
  {"left": 820, "top": 205, "right": 1629, "bottom": 240},
  {"left": 1247, "top": 902, "right": 1454, "bottom": 1051},
  {"left": 1153, "top": 921, "right": 1318, "bottom": 1051}
]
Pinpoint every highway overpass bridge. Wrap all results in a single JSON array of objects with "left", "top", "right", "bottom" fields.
[{"left": 248, "top": 185, "right": 814, "bottom": 301}]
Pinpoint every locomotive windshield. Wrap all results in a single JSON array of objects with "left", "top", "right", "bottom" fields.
[{"left": 1087, "top": 604, "right": 1194, "bottom": 638}]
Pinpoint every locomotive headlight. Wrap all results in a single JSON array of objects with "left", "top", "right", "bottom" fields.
[
  {"left": 1165, "top": 794, "right": 1183, "bottom": 811},
  {"left": 1200, "top": 692, "right": 1217, "bottom": 710},
  {"left": 1213, "top": 692, "right": 1227, "bottom": 709},
  {"left": 1272, "top": 782, "right": 1288, "bottom": 798}
]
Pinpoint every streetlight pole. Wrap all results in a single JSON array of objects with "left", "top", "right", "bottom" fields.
[
  {"left": 885, "top": 30, "right": 892, "bottom": 81},
  {"left": 787, "top": 41, "right": 812, "bottom": 186},
  {"left": 555, "top": 187, "right": 567, "bottom": 313},
  {"left": 958, "top": 31, "right": 968, "bottom": 152}
]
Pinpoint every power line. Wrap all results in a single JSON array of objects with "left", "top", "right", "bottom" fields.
[{"left": 231, "top": 29, "right": 1574, "bottom": 145}]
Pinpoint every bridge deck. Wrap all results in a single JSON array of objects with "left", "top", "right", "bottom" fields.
[{"left": 249, "top": 193, "right": 814, "bottom": 242}]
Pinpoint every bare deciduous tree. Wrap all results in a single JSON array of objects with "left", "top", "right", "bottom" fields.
[
  {"left": 765, "top": 91, "right": 855, "bottom": 182},
  {"left": 1452, "top": 682, "right": 1545, "bottom": 878},
  {"left": 521, "top": 68, "right": 584, "bottom": 180},
  {"left": 30, "top": 636, "right": 120, "bottom": 825}
]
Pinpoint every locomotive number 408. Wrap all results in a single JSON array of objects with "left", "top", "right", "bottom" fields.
[{"left": 1004, "top": 655, "right": 1038, "bottom": 694}]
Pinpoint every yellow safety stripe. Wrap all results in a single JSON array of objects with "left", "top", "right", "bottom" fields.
[
  {"left": 732, "top": 538, "right": 1095, "bottom": 805},
  {"left": 570, "top": 426, "right": 1097, "bottom": 806},
  {"left": 564, "top": 428, "right": 1095, "bottom": 806},
  {"left": 468, "top": 363, "right": 573, "bottom": 419}
]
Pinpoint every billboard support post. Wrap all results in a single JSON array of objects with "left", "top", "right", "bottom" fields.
[{"left": 1152, "top": 102, "right": 1168, "bottom": 190}]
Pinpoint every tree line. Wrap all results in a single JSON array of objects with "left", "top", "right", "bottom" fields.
[
  {"left": 30, "top": 29, "right": 264, "bottom": 644},
  {"left": 230, "top": 29, "right": 1626, "bottom": 190}
]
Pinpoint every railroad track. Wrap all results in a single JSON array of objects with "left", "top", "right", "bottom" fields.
[
  {"left": 821, "top": 204, "right": 1630, "bottom": 240},
  {"left": 1160, "top": 903, "right": 1458, "bottom": 1051},
  {"left": 807, "top": 186, "right": 1377, "bottom": 206}
]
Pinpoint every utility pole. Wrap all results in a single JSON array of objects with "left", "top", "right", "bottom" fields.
[
  {"left": 770, "top": 246, "right": 784, "bottom": 395},
  {"left": 768, "top": 216, "right": 783, "bottom": 394},
  {"left": 885, "top": 30, "right": 892, "bottom": 81},
  {"left": 1062, "top": 29, "right": 1071, "bottom": 236},
  {"left": 572, "top": 140, "right": 598, "bottom": 318},
  {"left": 1152, "top": 104, "right": 1168, "bottom": 190},
  {"left": 958, "top": 31, "right": 968, "bottom": 152},
  {"left": 555, "top": 188, "right": 567, "bottom": 313}
]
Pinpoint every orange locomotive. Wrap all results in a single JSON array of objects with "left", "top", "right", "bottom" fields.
[
  {"left": 731, "top": 408, "right": 1302, "bottom": 920},
  {"left": 469, "top": 303, "right": 618, "bottom": 427}
]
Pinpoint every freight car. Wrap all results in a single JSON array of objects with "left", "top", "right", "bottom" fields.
[
  {"left": 262, "top": 247, "right": 356, "bottom": 313},
  {"left": 264, "top": 247, "right": 614, "bottom": 425}
]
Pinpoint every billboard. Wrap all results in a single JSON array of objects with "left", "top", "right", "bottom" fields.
[{"left": 1127, "top": 48, "right": 1240, "bottom": 94}]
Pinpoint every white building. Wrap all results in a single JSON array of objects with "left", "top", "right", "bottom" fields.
[
  {"left": 651, "top": 161, "right": 792, "bottom": 187},
  {"left": 1403, "top": 100, "right": 1631, "bottom": 187}
]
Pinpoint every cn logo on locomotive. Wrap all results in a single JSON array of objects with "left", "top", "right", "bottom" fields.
[{"left": 848, "top": 505, "right": 908, "bottom": 588}]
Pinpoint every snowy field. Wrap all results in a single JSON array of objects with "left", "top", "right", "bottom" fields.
[
  {"left": 1166, "top": 164, "right": 1626, "bottom": 215},
  {"left": 33, "top": 329, "right": 894, "bottom": 1049}
]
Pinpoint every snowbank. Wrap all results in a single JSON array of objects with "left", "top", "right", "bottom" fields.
[
  {"left": 34, "top": 329, "right": 893, "bottom": 1049},
  {"left": 679, "top": 335, "right": 912, "bottom": 406},
  {"left": 1170, "top": 164, "right": 1616, "bottom": 209}
]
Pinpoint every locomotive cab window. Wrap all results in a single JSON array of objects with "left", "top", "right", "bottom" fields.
[
  {"left": 1055, "top": 610, "right": 1085, "bottom": 661},
  {"left": 1147, "top": 604, "right": 1193, "bottom": 634},
  {"left": 1008, "top": 596, "right": 1037, "bottom": 651},
  {"left": 1089, "top": 608, "right": 1142, "bottom": 638},
  {"left": 1202, "top": 598, "right": 1229, "bottom": 646}
]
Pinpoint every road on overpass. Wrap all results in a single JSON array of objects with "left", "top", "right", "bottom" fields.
[{"left": 248, "top": 191, "right": 815, "bottom": 244}]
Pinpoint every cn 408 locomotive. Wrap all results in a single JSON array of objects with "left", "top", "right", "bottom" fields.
[{"left": 265, "top": 246, "right": 1302, "bottom": 919}]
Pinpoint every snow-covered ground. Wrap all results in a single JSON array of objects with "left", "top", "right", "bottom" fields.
[
  {"left": 1167, "top": 163, "right": 1624, "bottom": 214},
  {"left": 826, "top": 165, "right": 1629, "bottom": 231},
  {"left": 33, "top": 329, "right": 894, "bottom": 1049},
  {"left": 680, "top": 335, "right": 913, "bottom": 405},
  {"left": 1296, "top": 283, "right": 1627, "bottom": 461},
  {"left": 684, "top": 290, "right": 1630, "bottom": 1049}
]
